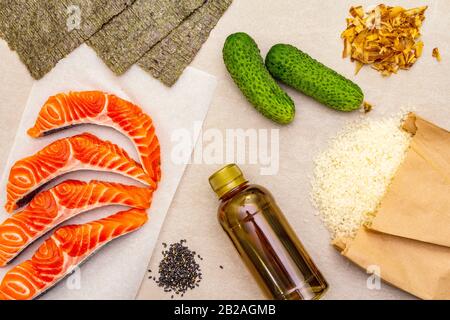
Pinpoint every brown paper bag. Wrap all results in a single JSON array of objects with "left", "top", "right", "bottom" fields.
[
  {"left": 333, "top": 228, "right": 450, "bottom": 300},
  {"left": 333, "top": 113, "right": 450, "bottom": 299},
  {"left": 367, "top": 113, "right": 450, "bottom": 247}
]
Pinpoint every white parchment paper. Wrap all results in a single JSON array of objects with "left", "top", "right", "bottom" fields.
[{"left": 0, "top": 44, "right": 217, "bottom": 299}]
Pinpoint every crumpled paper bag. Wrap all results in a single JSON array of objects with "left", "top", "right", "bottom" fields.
[
  {"left": 368, "top": 113, "right": 450, "bottom": 247},
  {"left": 333, "top": 113, "right": 450, "bottom": 300},
  {"left": 0, "top": 44, "right": 217, "bottom": 299},
  {"left": 333, "top": 229, "right": 450, "bottom": 300}
]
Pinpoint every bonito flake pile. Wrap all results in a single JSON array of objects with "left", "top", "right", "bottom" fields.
[
  {"left": 341, "top": 4, "right": 427, "bottom": 76},
  {"left": 311, "top": 115, "right": 412, "bottom": 239}
]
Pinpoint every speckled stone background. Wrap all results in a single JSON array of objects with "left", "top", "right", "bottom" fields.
[{"left": 0, "top": 0, "right": 449, "bottom": 300}]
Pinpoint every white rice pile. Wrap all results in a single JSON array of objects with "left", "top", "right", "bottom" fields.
[{"left": 311, "top": 115, "right": 412, "bottom": 239}]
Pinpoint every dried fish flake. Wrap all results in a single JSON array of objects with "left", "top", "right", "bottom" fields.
[
  {"left": 341, "top": 4, "right": 427, "bottom": 76},
  {"left": 432, "top": 48, "right": 442, "bottom": 62},
  {"left": 363, "top": 101, "right": 373, "bottom": 113}
]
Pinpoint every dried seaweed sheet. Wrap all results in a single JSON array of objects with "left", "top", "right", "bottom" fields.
[
  {"left": 138, "top": 0, "right": 232, "bottom": 86},
  {"left": 87, "top": 0, "right": 205, "bottom": 75},
  {"left": 0, "top": 0, "right": 133, "bottom": 79}
]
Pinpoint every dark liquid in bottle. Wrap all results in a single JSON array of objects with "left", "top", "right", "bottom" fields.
[{"left": 218, "top": 183, "right": 328, "bottom": 300}]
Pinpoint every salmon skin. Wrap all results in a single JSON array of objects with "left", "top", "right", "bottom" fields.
[
  {"left": 28, "top": 91, "right": 161, "bottom": 183},
  {"left": 0, "top": 180, "right": 152, "bottom": 267},
  {"left": 0, "top": 208, "right": 148, "bottom": 300},
  {"left": 5, "top": 132, "right": 155, "bottom": 213}
]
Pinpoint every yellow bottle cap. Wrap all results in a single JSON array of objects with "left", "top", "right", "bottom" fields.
[{"left": 209, "top": 164, "right": 248, "bottom": 198}]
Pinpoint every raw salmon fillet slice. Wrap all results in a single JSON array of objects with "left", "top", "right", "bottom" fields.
[
  {"left": 0, "top": 180, "right": 152, "bottom": 267},
  {"left": 5, "top": 132, "right": 155, "bottom": 213},
  {"left": 0, "top": 208, "right": 148, "bottom": 300},
  {"left": 27, "top": 91, "right": 161, "bottom": 183}
]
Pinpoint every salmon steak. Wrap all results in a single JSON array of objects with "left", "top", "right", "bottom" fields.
[
  {"left": 0, "top": 180, "right": 152, "bottom": 267},
  {"left": 5, "top": 132, "right": 155, "bottom": 213},
  {"left": 0, "top": 208, "right": 148, "bottom": 300},
  {"left": 27, "top": 91, "right": 161, "bottom": 183}
]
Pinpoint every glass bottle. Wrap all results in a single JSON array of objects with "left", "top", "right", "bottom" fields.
[{"left": 209, "top": 164, "right": 328, "bottom": 300}]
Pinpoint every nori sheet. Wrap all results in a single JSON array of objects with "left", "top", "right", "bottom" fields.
[
  {"left": 0, "top": 0, "right": 134, "bottom": 79},
  {"left": 138, "top": 0, "right": 232, "bottom": 86},
  {"left": 87, "top": 0, "right": 205, "bottom": 75}
]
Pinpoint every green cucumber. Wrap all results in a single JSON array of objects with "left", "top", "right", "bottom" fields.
[
  {"left": 265, "top": 44, "right": 364, "bottom": 112},
  {"left": 223, "top": 33, "right": 295, "bottom": 124}
]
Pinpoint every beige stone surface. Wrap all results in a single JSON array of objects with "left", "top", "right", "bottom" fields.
[{"left": 0, "top": 0, "right": 449, "bottom": 300}]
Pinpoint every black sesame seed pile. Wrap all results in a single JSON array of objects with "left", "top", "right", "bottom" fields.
[{"left": 149, "top": 240, "right": 202, "bottom": 298}]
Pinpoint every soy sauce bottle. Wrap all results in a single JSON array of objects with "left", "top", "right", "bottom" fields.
[{"left": 209, "top": 164, "right": 328, "bottom": 300}]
